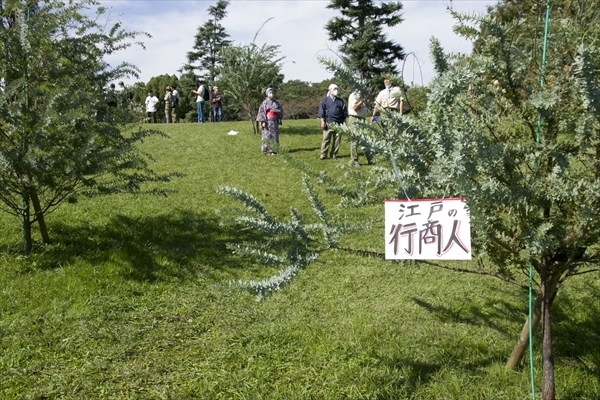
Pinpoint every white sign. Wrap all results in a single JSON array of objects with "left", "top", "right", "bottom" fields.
[{"left": 385, "top": 198, "right": 471, "bottom": 260}]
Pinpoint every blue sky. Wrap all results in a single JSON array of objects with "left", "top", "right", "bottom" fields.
[{"left": 101, "top": 0, "right": 497, "bottom": 86}]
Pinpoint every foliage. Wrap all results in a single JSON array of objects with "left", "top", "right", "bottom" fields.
[
  {"left": 216, "top": 30, "right": 284, "bottom": 133},
  {"left": 0, "top": 0, "right": 171, "bottom": 254},
  {"left": 429, "top": 37, "right": 449, "bottom": 76},
  {"left": 330, "top": 1, "right": 600, "bottom": 398},
  {"left": 325, "top": 0, "right": 405, "bottom": 86},
  {"left": 277, "top": 79, "right": 339, "bottom": 119},
  {"left": 218, "top": 178, "right": 331, "bottom": 299},
  {"left": 175, "top": 71, "right": 197, "bottom": 122},
  {"left": 184, "top": 0, "right": 231, "bottom": 83}
]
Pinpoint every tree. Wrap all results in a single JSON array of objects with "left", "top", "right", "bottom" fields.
[
  {"left": 324, "top": 0, "right": 405, "bottom": 86},
  {"left": 0, "top": 0, "right": 169, "bottom": 254},
  {"left": 216, "top": 24, "right": 284, "bottom": 133},
  {"left": 333, "top": 1, "right": 600, "bottom": 398},
  {"left": 177, "top": 71, "right": 199, "bottom": 122},
  {"left": 278, "top": 79, "right": 335, "bottom": 120},
  {"left": 184, "top": 0, "right": 231, "bottom": 83}
]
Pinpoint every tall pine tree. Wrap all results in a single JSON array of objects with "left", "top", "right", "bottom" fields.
[
  {"left": 325, "top": 0, "right": 404, "bottom": 85},
  {"left": 184, "top": 0, "right": 231, "bottom": 83}
]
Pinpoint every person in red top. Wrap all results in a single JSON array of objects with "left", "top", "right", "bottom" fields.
[{"left": 256, "top": 88, "right": 283, "bottom": 155}]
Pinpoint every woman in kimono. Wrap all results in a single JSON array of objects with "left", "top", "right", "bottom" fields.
[{"left": 256, "top": 88, "right": 283, "bottom": 155}]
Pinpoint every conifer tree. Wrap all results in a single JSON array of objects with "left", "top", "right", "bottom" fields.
[
  {"left": 184, "top": 0, "right": 232, "bottom": 83},
  {"left": 324, "top": 0, "right": 404, "bottom": 85}
]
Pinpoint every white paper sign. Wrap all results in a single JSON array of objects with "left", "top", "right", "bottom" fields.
[{"left": 385, "top": 198, "right": 471, "bottom": 260}]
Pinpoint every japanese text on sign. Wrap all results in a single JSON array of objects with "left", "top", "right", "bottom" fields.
[{"left": 385, "top": 198, "right": 471, "bottom": 260}]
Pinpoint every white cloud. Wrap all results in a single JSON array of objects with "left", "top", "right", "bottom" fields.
[{"left": 102, "top": 0, "right": 495, "bottom": 86}]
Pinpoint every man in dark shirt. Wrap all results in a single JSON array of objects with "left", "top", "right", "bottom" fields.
[{"left": 318, "top": 83, "right": 347, "bottom": 160}]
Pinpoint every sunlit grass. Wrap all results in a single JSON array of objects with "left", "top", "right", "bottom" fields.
[{"left": 0, "top": 120, "right": 598, "bottom": 399}]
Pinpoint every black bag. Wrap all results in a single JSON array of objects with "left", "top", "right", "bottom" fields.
[{"left": 202, "top": 86, "right": 209, "bottom": 101}]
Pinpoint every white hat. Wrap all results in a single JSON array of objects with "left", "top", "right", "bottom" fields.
[{"left": 328, "top": 84, "right": 339, "bottom": 91}]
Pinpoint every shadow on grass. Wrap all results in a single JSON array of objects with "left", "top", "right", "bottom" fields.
[
  {"left": 286, "top": 146, "right": 321, "bottom": 154},
  {"left": 371, "top": 348, "right": 504, "bottom": 398},
  {"left": 551, "top": 280, "right": 600, "bottom": 380},
  {"left": 411, "top": 297, "right": 524, "bottom": 336},
  {"left": 33, "top": 209, "right": 263, "bottom": 282}
]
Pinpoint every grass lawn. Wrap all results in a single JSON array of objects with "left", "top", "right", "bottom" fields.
[{"left": 0, "top": 120, "right": 598, "bottom": 399}]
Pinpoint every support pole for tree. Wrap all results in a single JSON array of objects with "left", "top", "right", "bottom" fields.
[
  {"left": 30, "top": 190, "right": 50, "bottom": 244},
  {"left": 21, "top": 194, "right": 32, "bottom": 255},
  {"left": 506, "top": 271, "right": 561, "bottom": 370}
]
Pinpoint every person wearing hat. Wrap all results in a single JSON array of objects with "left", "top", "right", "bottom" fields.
[
  {"left": 318, "top": 83, "right": 347, "bottom": 160},
  {"left": 371, "top": 76, "right": 403, "bottom": 122},
  {"left": 210, "top": 86, "right": 223, "bottom": 122},
  {"left": 256, "top": 88, "right": 284, "bottom": 155}
]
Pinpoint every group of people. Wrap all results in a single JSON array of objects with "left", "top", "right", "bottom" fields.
[
  {"left": 143, "top": 81, "right": 224, "bottom": 124},
  {"left": 192, "top": 81, "right": 223, "bottom": 123},
  {"left": 318, "top": 76, "right": 403, "bottom": 167},
  {"left": 255, "top": 76, "right": 404, "bottom": 166},
  {"left": 144, "top": 76, "right": 403, "bottom": 164}
]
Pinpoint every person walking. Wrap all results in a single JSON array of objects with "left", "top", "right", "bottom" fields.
[
  {"left": 347, "top": 89, "right": 373, "bottom": 167},
  {"left": 145, "top": 90, "right": 159, "bottom": 123},
  {"left": 192, "top": 81, "right": 206, "bottom": 123},
  {"left": 318, "top": 83, "right": 347, "bottom": 160},
  {"left": 164, "top": 86, "right": 173, "bottom": 123},
  {"left": 210, "top": 86, "right": 222, "bottom": 122},
  {"left": 256, "top": 88, "right": 283, "bottom": 155}
]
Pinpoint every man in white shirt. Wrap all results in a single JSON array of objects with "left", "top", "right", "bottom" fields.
[
  {"left": 145, "top": 91, "right": 159, "bottom": 123},
  {"left": 347, "top": 89, "right": 373, "bottom": 167}
]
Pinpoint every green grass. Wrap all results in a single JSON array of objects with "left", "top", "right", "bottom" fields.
[{"left": 1, "top": 120, "right": 599, "bottom": 399}]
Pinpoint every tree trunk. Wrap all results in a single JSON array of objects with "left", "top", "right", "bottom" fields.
[
  {"left": 505, "top": 271, "right": 561, "bottom": 369},
  {"left": 541, "top": 276, "right": 555, "bottom": 400},
  {"left": 30, "top": 190, "right": 50, "bottom": 244},
  {"left": 21, "top": 195, "right": 33, "bottom": 255}
]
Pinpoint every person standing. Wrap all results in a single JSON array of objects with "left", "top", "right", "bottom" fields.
[
  {"left": 210, "top": 86, "right": 222, "bottom": 122},
  {"left": 347, "top": 89, "right": 373, "bottom": 167},
  {"left": 164, "top": 86, "right": 173, "bottom": 123},
  {"left": 171, "top": 84, "right": 180, "bottom": 123},
  {"left": 318, "top": 83, "right": 347, "bottom": 160},
  {"left": 145, "top": 90, "right": 159, "bottom": 123},
  {"left": 371, "top": 76, "right": 403, "bottom": 121},
  {"left": 256, "top": 88, "right": 283, "bottom": 155},
  {"left": 192, "top": 81, "right": 206, "bottom": 123}
]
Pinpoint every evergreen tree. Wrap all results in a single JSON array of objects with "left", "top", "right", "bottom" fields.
[
  {"left": 0, "top": 0, "right": 169, "bottom": 254},
  {"left": 184, "top": 0, "right": 231, "bottom": 83},
  {"left": 324, "top": 0, "right": 404, "bottom": 85}
]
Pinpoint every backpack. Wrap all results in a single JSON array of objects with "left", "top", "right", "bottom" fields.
[{"left": 202, "top": 85, "right": 209, "bottom": 101}]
